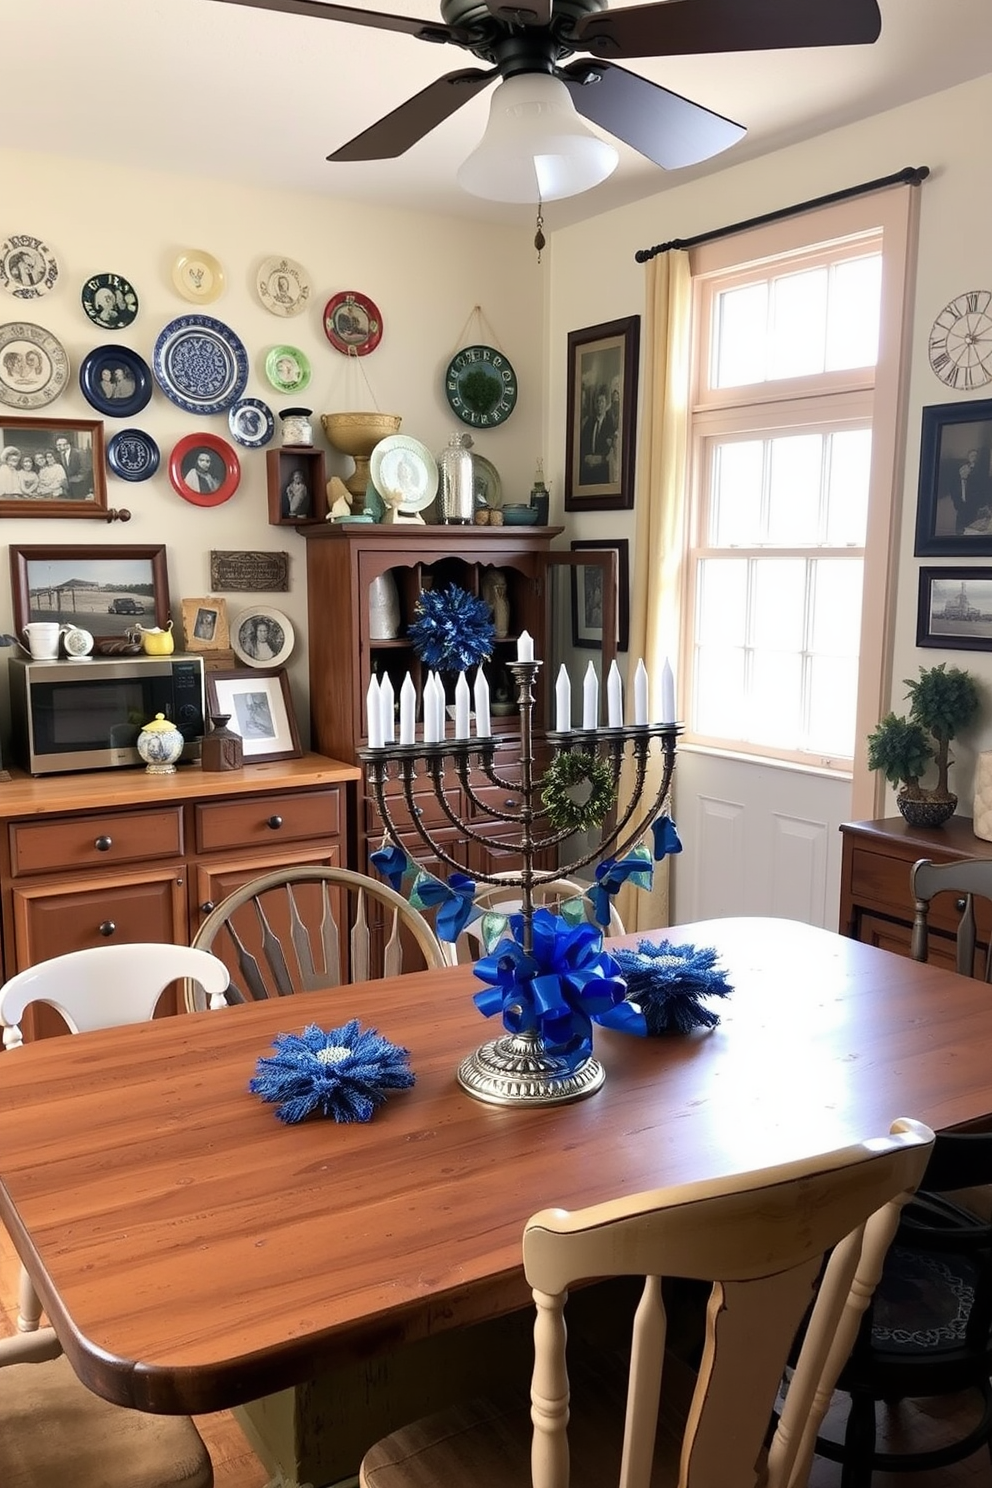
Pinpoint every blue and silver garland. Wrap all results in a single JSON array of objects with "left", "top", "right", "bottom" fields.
[
  {"left": 407, "top": 584, "right": 495, "bottom": 673},
  {"left": 250, "top": 1019, "right": 415, "bottom": 1123}
]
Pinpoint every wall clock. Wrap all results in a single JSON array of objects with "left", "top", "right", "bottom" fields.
[
  {"left": 444, "top": 344, "right": 517, "bottom": 428},
  {"left": 929, "top": 290, "right": 992, "bottom": 390}
]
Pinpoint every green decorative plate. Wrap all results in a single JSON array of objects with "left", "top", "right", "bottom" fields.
[
  {"left": 265, "top": 344, "right": 311, "bottom": 394},
  {"left": 444, "top": 344, "right": 517, "bottom": 428}
]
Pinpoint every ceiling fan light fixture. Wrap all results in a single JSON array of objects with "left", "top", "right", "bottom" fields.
[{"left": 456, "top": 73, "right": 619, "bottom": 203}]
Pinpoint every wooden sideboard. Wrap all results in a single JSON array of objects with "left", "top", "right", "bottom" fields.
[
  {"left": 839, "top": 815, "right": 992, "bottom": 967},
  {"left": 0, "top": 754, "right": 360, "bottom": 1023}
]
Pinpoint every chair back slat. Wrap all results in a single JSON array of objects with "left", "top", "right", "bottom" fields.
[
  {"left": 318, "top": 883, "right": 343, "bottom": 990},
  {"left": 910, "top": 856, "right": 992, "bottom": 979},
  {"left": 254, "top": 897, "right": 296, "bottom": 996},
  {"left": 285, "top": 883, "right": 321, "bottom": 990},
  {"left": 383, "top": 910, "right": 403, "bottom": 978},
  {"left": 225, "top": 917, "right": 270, "bottom": 1002},
  {"left": 351, "top": 888, "right": 371, "bottom": 983}
]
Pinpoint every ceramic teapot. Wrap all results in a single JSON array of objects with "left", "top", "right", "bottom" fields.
[{"left": 135, "top": 620, "right": 174, "bottom": 656}]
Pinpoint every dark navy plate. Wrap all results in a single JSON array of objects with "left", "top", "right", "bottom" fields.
[
  {"left": 80, "top": 344, "right": 152, "bottom": 418},
  {"left": 106, "top": 428, "right": 160, "bottom": 482}
]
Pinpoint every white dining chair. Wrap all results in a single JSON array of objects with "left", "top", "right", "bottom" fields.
[{"left": 442, "top": 873, "right": 625, "bottom": 966}]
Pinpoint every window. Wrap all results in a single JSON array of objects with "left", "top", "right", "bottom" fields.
[{"left": 685, "top": 232, "right": 884, "bottom": 770}]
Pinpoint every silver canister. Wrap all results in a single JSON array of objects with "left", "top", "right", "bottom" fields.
[{"left": 438, "top": 433, "right": 474, "bottom": 524}]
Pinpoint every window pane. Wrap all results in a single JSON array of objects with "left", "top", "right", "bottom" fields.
[
  {"left": 808, "top": 654, "right": 859, "bottom": 756},
  {"left": 810, "top": 559, "right": 863, "bottom": 653},
  {"left": 710, "top": 442, "right": 763, "bottom": 546},
  {"left": 694, "top": 646, "right": 745, "bottom": 735},
  {"left": 749, "top": 652, "right": 802, "bottom": 745},
  {"left": 767, "top": 435, "right": 823, "bottom": 545},
  {"left": 752, "top": 558, "right": 806, "bottom": 650},
  {"left": 770, "top": 268, "right": 828, "bottom": 379},
  {"left": 825, "top": 428, "right": 871, "bottom": 545},
  {"left": 712, "top": 283, "right": 767, "bottom": 387},
  {"left": 697, "top": 558, "right": 747, "bottom": 643},
  {"left": 826, "top": 256, "right": 881, "bottom": 370}
]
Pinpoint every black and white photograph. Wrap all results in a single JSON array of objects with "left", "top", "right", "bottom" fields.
[
  {"left": 181, "top": 596, "right": 230, "bottom": 652},
  {"left": 168, "top": 432, "right": 240, "bottom": 508},
  {"left": 205, "top": 667, "right": 302, "bottom": 762},
  {"left": 183, "top": 446, "right": 225, "bottom": 495},
  {"left": 10, "top": 543, "right": 169, "bottom": 641},
  {"left": 917, "top": 567, "right": 992, "bottom": 650},
  {"left": 915, "top": 397, "right": 992, "bottom": 556},
  {"left": 281, "top": 466, "right": 311, "bottom": 519},
  {"left": 570, "top": 539, "right": 629, "bottom": 650},
  {"left": 565, "top": 317, "right": 640, "bottom": 512},
  {"left": 231, "top": 606, "right": 295, "bottom": 668},
  {"left": 0, "top": 417, "right": 106, "bottom": 517}
]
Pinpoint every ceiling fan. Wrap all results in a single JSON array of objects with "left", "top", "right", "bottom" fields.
[{"left": 212, "top": 0, "right": 883, "bottom": 200}]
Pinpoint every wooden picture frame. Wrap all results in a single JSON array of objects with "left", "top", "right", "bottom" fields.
[
  {"left": 914, "top": 397, "right": 992, "bottom": 556},
  {"left": 917, "top": 566, "right": 992, "bottom": 649},
  {"left": 564, "top": 316, "right": 640, "bottom": 512},
  {"left": 181, "top": 596, "right": 230, "bottom": 652},
  {"left": 265, "top": 447, "right": 326, "bottom": 525},
  {"left": 205, "top": 667, "right": 302, "bottom": 761},
  {"left": 10, "top": 544, "right": 170, "bottom": 647},
  {"left": 0, "top": 416, "right": 107, "bottom": 518},
  {"left": 570, "top": 538, "right": 629, "bottom": 650}
]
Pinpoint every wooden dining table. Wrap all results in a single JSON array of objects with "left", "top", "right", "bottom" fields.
[{"left": 2, "top": 916, "right": 992, "bottom": 1482}]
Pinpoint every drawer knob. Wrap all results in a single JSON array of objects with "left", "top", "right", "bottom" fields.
[
  {"left": 266, "top": 815, "right": 283, "bottom": 830},
  {"left": 94, "top": 835, "right": 113, "bottom": 852},
  {"left": 504, "top": 798, "right": 517, "bottom": 808},
  {"left": 98, "top": 921, "right": 116, "bottom": 937},
  {"left": 200, "top": 901, "right": 215, "bottom": 914},
  {"left": 957, "top": 897, "right": 968, "bottom": 911}
]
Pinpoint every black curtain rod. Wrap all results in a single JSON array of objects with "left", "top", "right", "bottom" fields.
[{"left": 634, "top": 165, "right": 930, "bottom": 263}]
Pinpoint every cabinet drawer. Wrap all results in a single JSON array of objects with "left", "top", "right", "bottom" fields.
[
  {"left": 850, "top": 845, "right": 992, "bottom": 938},
  {"left": 366, "top": 787, "right": 460, "bottom": 835},
  {"left": 9, "top": 807, "right": 184, "bottom": 876},
  {"left": 468, "top": 781, "right": 525, "bottom": 820},
  {"left": 195, "top": 788, "right": 341, "bottom": 853},
  {"left": 12, "top": 870, "right": 187, "bottom": 964}
]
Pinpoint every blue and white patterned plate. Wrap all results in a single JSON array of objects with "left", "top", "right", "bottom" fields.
[
  {"left": 106, "top": 428, "right": 160, "bottom": 482},
  {"left": 228, "top": 396, "right": 275, "bottom": 449},
  {"left": 152, "top": 313, "right": 248, "bottom": 415}
]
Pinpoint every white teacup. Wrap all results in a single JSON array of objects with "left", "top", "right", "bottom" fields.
[{"left": 21, "top": 622, "right": 62, "bottom": 660}]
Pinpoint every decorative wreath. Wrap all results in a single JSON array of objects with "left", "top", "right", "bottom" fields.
[
  {"left": 407, "top": 584, "right": 495, "bottom": 672},
  {"left": 540, "top": 750, "right": 616, "bottom": 834}
]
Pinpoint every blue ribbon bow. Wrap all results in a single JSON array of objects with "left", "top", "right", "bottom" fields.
[
  {"left": 587, "top": 845, "right": 654, "bottom": 928},
  {"left": 409, "top": 869, "right": 478, "bottom": 942},
  {"left": 472, "top": 908, "right": 627, "bottom": 1068},
  {"left": 370, "top": 844, "right": 413, "bottom": 894},
  {"left": 651, "top": 815, "right": 683, "bottom": 861}
]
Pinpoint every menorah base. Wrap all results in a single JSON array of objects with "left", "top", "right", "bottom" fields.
[{"left": 456, "top": 1030, "right": 605, "bottom": 1107}]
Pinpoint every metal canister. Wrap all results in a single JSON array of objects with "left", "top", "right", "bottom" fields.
[{"left": 438, "top": 433, "right": 474, "bottom": 524}]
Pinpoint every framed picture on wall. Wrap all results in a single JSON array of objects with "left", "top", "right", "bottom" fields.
[
  {"left": 917, "top": 566, "right": 992, "bottom": 649},
  {"left": 10, "top": 543, "right": 169, "bottom": 645},
  {"left": 914, "top": 397, "right": 992, "bottom": 556},
  {"left": 570, "top": 538, "right": 629, "bottom": 650},
  {"left": 564, "top": 316, "right": 640, "bottom": 512},
  {"left": 0, "top": 417, "right": 107, "bottom": 518}
]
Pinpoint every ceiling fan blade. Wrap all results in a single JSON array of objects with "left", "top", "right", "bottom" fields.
[
  {"left": 574, "top": 0, "right": 881, "bottom": 62},
  {"left": 327, "top": 68, "right": 496, "bottom": 160},
  {"left": 561, "top": 60, "right": 744, "bottom": 169},
  {"left": 209, "top": 0, "right": 462, "bottom": 46}
]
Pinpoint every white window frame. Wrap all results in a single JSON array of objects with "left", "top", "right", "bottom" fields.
[{"left": 682, "top": 190, "right": 920, "bottom": 815}]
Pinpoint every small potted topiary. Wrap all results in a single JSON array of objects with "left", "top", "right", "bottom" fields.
[{"left": 867, "top": 663, "right": 981, "bottom": 827}]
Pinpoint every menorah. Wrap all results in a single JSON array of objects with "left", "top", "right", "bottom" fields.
[{"left": 360, "top": 657, "right": 679, "bottom": 1107}]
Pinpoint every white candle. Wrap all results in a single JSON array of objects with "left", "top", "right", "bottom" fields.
[
  {"left": 474, "top": 667, "right": 491, "bottom": 737},
  {"left": 607, "top": 660, "right": 623, "bottom": 727},
  {"left": 516, "top": 630, "right": 535, "bottom": 662},
  {"left": 399, "top": 673, "right": 416, "bottom": 745},
  {"left": 379, "top": 673, "right": 395, "bottom": 744},
  {"left": 633, "top": 658, "right": 649, "bottom": 725},
  {"left": 433, "top": 672, "right": 447, "bottom": 740},
  {"left": 454, "top": 671, "right": 470, "bottom": 739},
  {"left": 660, "top": 658, "right": 676, "bottom": 724},
  {"left": 555, "top": 664, "right": 571, "bottom": 731},
  {"left": 423, "top": 673, "right": 438, "bottom": 743},
  {"left": 582, "top": 662, "right": 599, "bottom": 729},
  {"left": 366, "top": 675, "right": 383, "bottom": 748}
]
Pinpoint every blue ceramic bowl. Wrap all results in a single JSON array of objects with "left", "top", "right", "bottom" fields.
[{"left": 501, "top": 505, "right": 540, "bottom": 526}]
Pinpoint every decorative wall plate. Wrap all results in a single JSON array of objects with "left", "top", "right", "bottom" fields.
[
  {"left": 0, "top": 321, "right": 69, "bottom": 409},
  {"left": 265, "top": 344, "right": 311, "bottom": 394},
  {"left": 370, "top": 434, "right": 438, "bottom": 511},
  {"left": 231, "top": 606, "right": 295, "bottom": 668},
  {"left": 0, "top": 235, "right": 59, "bottom": 301},
  {"left": 172, "top": 249, "right": 225, "bottom": 304},
  {"left": 323, "top": 291, "right": 382, "bottom": 356},
  {"left": 152, "top": 314, "right": 248, "bottom": 414},
  {"left": 168, "top": 432, "right": 241, "bottom": 507},
  {"left": 229, "top": 396, "right": 275, "bottom": 448},
  {"left": 80, "top": 345, "right": 153, "bottom": 418},
  {"left": 81, "top": 272, "right": 138, "bottom": 329},
  {"left": 471, "top": 453, "right": 502, "bottom": 509},
  {"left": 107, "top": 428, "right": 160, "bottom": 483},
  {"left": 257, "top": 256, "right": 311, "bottom": 318},
  {"left": 444, "top": 344, "right": 517, "bottom": 427}
]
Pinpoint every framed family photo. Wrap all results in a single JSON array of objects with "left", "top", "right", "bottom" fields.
[
  {"left": 10, "top": 543, "right": 169, "bottom": 644},
  {"left": 564, "top": 316, "right": 640, "bottom": 512},
  {"left": 570, "top": 538, "right": 630, "bottom": 650},
  {"left": 181, "top": 596, "right": 230, "bottom": 652},
  {"left": 914, "top": 397, "right": 992, "bottom": 556},
  {"left": 0, "top": 416, "right": 107, "bottom": 518},
  {"left": 917, "top": 566, "right": 992, "bottom": 650},
  {"left": 205, "top": 667, "right": 302, "bottom": 761}
]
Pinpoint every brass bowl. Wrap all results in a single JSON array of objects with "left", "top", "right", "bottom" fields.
[{"left": 321, "top": 412, "right": 401, "bottom": 458}]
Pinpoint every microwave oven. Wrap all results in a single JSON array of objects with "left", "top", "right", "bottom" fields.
[{"left": 8, "top": 654, "right": 205, "bottom": 775}]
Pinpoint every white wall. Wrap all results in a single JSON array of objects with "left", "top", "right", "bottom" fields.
[
  {"left": 1, "top": 145, "right": 547, "bottom": 747},
  {"left": 545, "top": 70, "right": 992, "bottom": 817}
]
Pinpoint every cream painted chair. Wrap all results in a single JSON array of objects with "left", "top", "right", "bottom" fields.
[
  {"left": 359, "top": 1118, "right": 934, "bottom": 1488},
  {"left": 0, "top": 941, "right": 228, "bottom": 1488},
  {"left": 190, "top": 863, "right": 447, "bottom": 1006},
  {"left": 442, "top": 874, "right": 625, "bottom": 967}
]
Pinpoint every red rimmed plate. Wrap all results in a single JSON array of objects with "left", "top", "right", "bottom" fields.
[
  {"left": 168, "top": 432, "right": 240, "bottom": 507},
  {"left": 323, "top": 290, "right": 383, "bottom": 356}
]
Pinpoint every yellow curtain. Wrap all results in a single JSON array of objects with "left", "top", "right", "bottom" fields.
[{"left": 616, "top": 250, "right": 692, "bottom": 933}]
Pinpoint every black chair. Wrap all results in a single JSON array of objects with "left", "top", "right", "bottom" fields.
[{"left": 812, "top": 1128, "right": 992, "bottom": 1485}]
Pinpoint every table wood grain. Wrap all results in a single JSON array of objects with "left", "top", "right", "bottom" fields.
[{"left": 1, "top": 917, "right": 990, "bottom": 1416}]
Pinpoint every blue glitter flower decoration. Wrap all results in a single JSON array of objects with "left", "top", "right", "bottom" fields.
[
  {"left": 249, "top": 1020, "right": 415, "bottom": 1123},
  {"left": 596, "top": 939, "right": 733, "bottom": 1037},
  {"left": 407, "top": 584, "right": 495, "bottom": 672}
]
